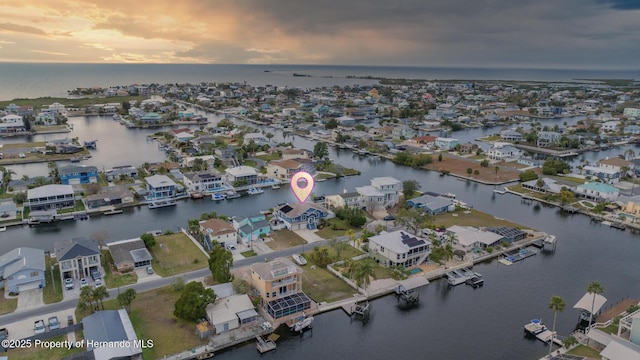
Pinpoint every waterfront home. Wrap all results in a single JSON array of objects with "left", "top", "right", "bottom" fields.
[
  {"left": 8, "top": 176, "right": 53, "bottom": 192},
  {"left": 139, "top": 112, "right": 163, "bottom": 124},
  {"left": 55, "top": 237, "right": 101, "bottom": 281},
  {"left": 368, "top": 230, "right": 430, "bottom": 268},
  {"left": 623, "top": 125, "right": 640, "bottom": 135},
  {"left": 59, "top": 165, "right": 99, "bottom": 185},
  {"left": 27, "top": 184, "right": 75, "bottom": 211},
  {"left": 225, "top": 166, "right": 258, "bottom": 186},
  {"left": 500, "top": 130, "right": 523, "bottom": 142},
  {"left": 244, "top": 132, "right": 269, "bottom": 145},
  {"left": 371, "top": 177, "right": 402, "bottom": 207},
  {"left": 0, "top": 114, "right": 25, "bottom": 134},
  {"left": 447, "top": 225, "right": 504, "bottom": 250},
  {"left": 206, "top": 294, "right": 258, "bottom": 334},
  {"left": 324, "top": 191, "right": 362, "bottom": 210},
  {"left": 249, "top": 258, "right": 311, "bottom": 319},
  {"left": 487, "top": 144, "right": 521, "bottom": 161},
  {"left": 107, "top": 238, "right": 152, "bottom": 272},
  {"left": 82, "top": 309, "right": 143, "bottom": 360},
  {"left": 200, "top": 218, "right": 237, "bottom": 250},
  {"left": 85, "top": 190, "right": 134, "bottom": 209},
  {"left": 0, "top": 247, "right": 45, "bottom": 293},
  {"left": 598, "top": 157, "right": 633, "bottom": 173},
  {"left": 435, "top": 137, "right": 460, "bottom": 150},
  {"left": 521, "top": 177, "right": 567, "bottom": 194},
  {"left": 183, "top": 170, "right": 224, "bottom": 193},
  {"left": 582, "top": 166, "right": 620, "bottom": 184},
  {"left": 575, "top": 182, "right": 620, "bottom": 202},
  {"left": 281, "top": 148, "right": 309, "bottom": 160},
  {"left": 623, "top": 108, "right": 640, "bottom": 118},
  {"left": 335, "top": 115, "right": 356, "bottom": 127},
  {"left": 392, "top": 125, "right": 417, "bottom": 139},
  {"left": 406, "top": 194, "right": 453, "bottom": 215},
  {"left": 215, "top": 145, "right": 237, "bottom": 160},
  {"left": 273, "top": 202, "right": 330, "bottom": 230},
  {"left": 267, "top": 159, "right": 309, "bottom": 181},
  {"left": 233, "top": 214, "right": 271, "bottom": 245},
  {"left": 144, "top": 174, "right": 176, "bottom": 199},
  {"left": 486, "top": 227, "right": 527, "bottom": 243},
  {"left": 601, "top": 120, "right": 621, "bottom": 133},
  {"left": 105, "top": 165, "right": 138, "bottom": 182},
  {"left": 537, "top": 131, "right": 562, "bottom": 147},
  {"left": 458, "top": 142, "right": 479, "bottom": 155},
  {"left": 170, "top": 128, "right": 194, "bottom": 142}
]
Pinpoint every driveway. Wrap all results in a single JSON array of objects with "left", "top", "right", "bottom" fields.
[
  {"left": 17, "top": 288, "right": 44, "bottom": 311},
  {"left": 294, "top": 229, "right": 324, "bottom": 244},
  {"left": 134, "top": 268, "right": 161, "bottom": 283}
]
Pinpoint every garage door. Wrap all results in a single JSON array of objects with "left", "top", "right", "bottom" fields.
[{"left": 18, "top": 281, "right": 42, "bottom": 292}]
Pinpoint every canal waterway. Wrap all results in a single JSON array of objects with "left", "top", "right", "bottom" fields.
[{"left": 2, "top": 112, "right": 639, "bottom": 359}]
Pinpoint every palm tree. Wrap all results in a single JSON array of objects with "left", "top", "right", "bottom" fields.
[
  {"left": 343, "top": 258, "right": 355, "bottom": 279},
  {"left": 79, "top": 286, "right": 96, "bottom": 313},
  {"left": 0, "top": 167, "right": 16, "bottom": 193},
  {"left": 92, "top": 285, "right": 110, "bottom": 310},
  {"left": 345, "top": 229, "right": 356, "bottom": 247},
  {"left": 548, "top": 295, "right": 566, "bottom": 357},
  {"left": 353, "top": 261, "right": 376, "bottom": 290},
  {"left": 586, "top": 281, "right": 604, "bottom": 336}
]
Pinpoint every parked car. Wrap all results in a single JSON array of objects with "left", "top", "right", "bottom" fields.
[
  {"left": 225, "top": 243, "right": 236, "bottom": 251},
  {"left": 292, "top": 254, "right": 307, "bottom": 266},
  {"left": 48, "top": 316, "right": 60, "bottom": 331},
  {"left": 34, "top": 320, "right": 46, "bottom": 335},
  {"left": 383, "top": 215, "right": 395, "bottom": 221},
  {"left": 146, "top": 266, "right": 154, "bottom": 275},
  {"left": 94, "top": 278, "right": 103, "bottom": 288},
  {"left": 91, "top": 269, "right": 101, "bottom": 280},
  {"left": 64, "top": 278, "right": 74, "bottom": 290},
  {"left": 0, "top": 327, "right": 7, "bottom": 351},
  {"left": 80, "top": 278, "right": 89, "bottom": 288}
]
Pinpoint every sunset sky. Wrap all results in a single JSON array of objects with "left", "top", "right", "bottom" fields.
[{"left": 1, "top": 0, "right": 639, "bottom": 68}]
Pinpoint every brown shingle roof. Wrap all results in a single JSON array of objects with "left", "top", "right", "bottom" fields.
[
  {"left": 598, "top": 157, "right": 630, "bottom": 167},
  {"left": 200, "top": 219, "right": 236, "bottom": 236}
]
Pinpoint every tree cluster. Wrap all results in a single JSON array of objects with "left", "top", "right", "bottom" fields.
[
  {"left": 519, "top": 170, "right": 539, "bottom": 182},
  {"left": 393, "top": 151, "right": 433, "bottom": 168},
  {"left": 174, "top": 281, "right": 217, "bottom": 322},
  {"left": 542, "top": 158, "right": 570, "bottom": 175},
  {"left": 208, "top": 243, "right": 233, "bottom": 283},
  {"left": 334, "top": 207, "right": 367, "bottom": 227}
]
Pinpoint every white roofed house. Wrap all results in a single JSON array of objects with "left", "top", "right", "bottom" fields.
[
  {"left": 225, "top": 165, "right": 258, "bottom": 187},
  {"left": 368, "top": 230, "right": 431, "bottom": 268},
  {"left": 27, "top": 184, "right": 75, "bottom": 211},
  {"left": 144, "top": 174, "right": 177, "bottom": 200},
  {"left": 487, "top": 144, "right": 521, "bottom": 161},
  {"left": 243, "top": 132, "right": 269, "bottom": 145},
  {"left": 206, "top": 294, "right": 258, "bottom": 334},
  {"left": 370, "top": 177, "right": 402, "bottom": 208},
  {"left": 446, "top": 225, "right": 504, "bottom": 250},
  {"left": 355, "top": 185, "right": 385, "bottom": 211},
  {"left": 183, "top": 170, "right": 225, "bottom": 193},
  {"left": 0, "top": 113, "right": 25, "bottom": 134},
  {"left": 0, "top": 247, "right": 46, "bottom": 293}
]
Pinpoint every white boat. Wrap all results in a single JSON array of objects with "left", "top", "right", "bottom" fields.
[
  {"left": 225, "top": 191, "right": 241, "bottom": 199},
  {"left": 271, "top": 184, "right": 281, "bottom": 189},
  {"left": 211, "top": 193, "right": 226, "bottom": 201},
  {"left": 442, "top": 192, "right": 456, "bottom": 199},
  {"left": 290, "top": 314, "right": 313, "bottom": 332},
  {"left": 601, "top": 220, "right": 613, "bottom": 226},
  {"left": 446, "top": 270, "right": 468, "bottom": 286},
  {"left": 247, "top": 188, "right": 264, "bottom": 195},
  {"left": 543, "top": 235, "right": 557, "bottom": 244},
  {"left": 292, "top": 254, "right": 307, "bottom": 266},
  {"left": 0, "top": 226, "right": 6, "bottom": 232},
  {"left": 148, "top": 199, "right": 177, "bottom": 209},
  {"left": 524, "top": 319, "right": 546, "bottom": 335}
]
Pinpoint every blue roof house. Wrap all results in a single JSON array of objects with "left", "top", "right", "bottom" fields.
[
  {"left": 0, "top": 247, "right": 46, "bottom": 293},
  {"left": 273, "top": 202, "right": 331, "bottom": 231},
  {"left": 233, "top": 214, "right": 271, "bottom": 245},
  {"left": 59, "top": 165, "right": 99, "bottom": 185},
  {"left": 575, "top": 182, "right": 619, "bottom": 202},
  {"left": 407, "top": 194, "right": 454, "bottom": 215}
]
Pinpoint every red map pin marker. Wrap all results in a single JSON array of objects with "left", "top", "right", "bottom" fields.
[{"left": 290, "top": 171, "right": 315, "bottom": 203}]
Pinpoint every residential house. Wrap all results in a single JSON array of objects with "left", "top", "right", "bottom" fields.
[
  {"left": 206, "top": 294, "right": 258, "bottom": 334},
  {"left": 0, "top": 114, "right": 25, "bottom": 134},
  {"left": 145, "top": 174, "right": 176, "bottom": 199},
  {"left": 500, "top": 130, "right": 523, "bottom": 142},
  {"left": 623, "top": 108, "right": 640, "bottom": 118},
  {"left": 371, "top": 177, "right": 402, "bottom": 207},
  {"left": 392, "top": 125, "right": 417, "bottom": 140},
  {"left": 623, "top": 125, "right": 640, "bottom": 135},
  {"left": 537, "top": 131, "right": 562, "bottom": 147},
  {"left": 281, "top": 149, "right": 309, "bottom": 160},
  {"left": 624, "top": 201, "right": 640, "bottom": 217},
  {"left": 324, "top": 191, "right": 362, "bottom": 210},
  {"left": 267, "top": 159, "right": 306, "bottom": 181},
  {"left": 105, "top": 165, "right": 138, "bottom": 182},
  {"left": 200, "top": 218, "right": 237, "bottom": 250},
  {"left": 27, "top": 184, "right": 75, "bottom": 211},
  {"left": 335, "top": 115, "right": 356, "bottom": 127},
  {"left": 170, "top": 128, "right": 194, "bottom": 142},
  {"left": 598, "top": 157, "right": 633, "bottom": 173},
  {"left": 225, "top": 166, "right": 258, "bottom": 186},
  {"left": 215, "top": 145, "right": 237, "bottom": 160},
  {"left": 575, "top": 182, "right": 620, "bottom": 202},
  {"left": 243, "top": 132, "right": 269, "bottom": 145},
  {"left": 487, "top": 145, "right": 521, "bottom": 161},
  {"left": 273, "top": 202, "right": 331, "bottom": 230},
  {"left": 368, "top": 230, "right": 430, "bottom": 268},
  {"left": 459, "top": 142, "right": 479, "bottom": 155},
  {"left": 139, "top": 112, "right": 163, "bottom": 124},
  {"left": 107, "top": 238, "right": 152, "bottom": 272},
  {"left": 521, "top": 178, "right": 568, "bottom": 194},
  {"left": 486, "top": 227, "right": 527, "bottom": 243},
  {"left": 435, "top": 137, "right": 460, "bottom": 150},
  {"left": 85, "top": 190, "right": 134, "bottom": 209},
  {"left": 82, "top": 309, "right": 143, "bottom": 360},
  {"left": 183, "top": 170, "right": 225, "bottom": 193},
  {"left": 406, "top": 194, "right": 453, "bottom": 215},
  {"left": 55, "top": 237, "right": 101, "bottom": 280},
  {"left": 582, "top": 166, "right": 620, "bottom": 184},
  {"left": 447, "top": 225, "right": 504, "bottom": 250},
  {"left": 233, "top": 214, "right": 271, "bottom": 245},
  {"left": 601, "top": 120, "right": 621, "bottom": 132},
  {"left": 0, "top": 247, "right": 46, "bottom": 293},
  {"left": 249, "top": 258, "right": 310, "bottom": 319},
  {"left": 59, "top": 165, "right": 99, "bottom": 185}
]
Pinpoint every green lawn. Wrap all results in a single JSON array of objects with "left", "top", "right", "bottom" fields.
[
  {"left": 354, "top": 257, "right": 396, "bottom": 280},
  {"left": 59, "top": 200, "right": 86, "bottom": 214},
  {"left": 33, "top": 125, "right": 69, "bottom": 132},
  {"left": 300, "top": 254, "right": 358, "bottom": 303},
  {"left": 599, "top": 323, "right": 619, "bottom": 335},
  {"left": 433, "top": 208, "right": 531, "bottom": 230},
  {"left": 0, "top": 294, "right": 17, "bottom": 315},
  {"left": 316, "top": 218, "right": 360, "bottom": 239},
  {"left": 150, "top": 233, "right": 208, "bottom": 277},
  {"left": 102, "top": 250, "right": 138, "bottom": 289},
  {"left": 567, "top": 345, "right": 602, "bottom": 359},
  {"left": 257, "top": 153, "right": 282, "bottom": 161},
  {"left": 0, "top": 141, "right": 46, "bottom": 150},
  {"left": 43, "top": 256, "right": 63, "bottom": 304},
  {"left": 5, "top": 334, "right": 85, "bottom": 359},
  {"left": 267, "top": 229, "right": 307, "bottom": 250},
  {"left": 315, "top": 173, "right": 335, "bottom": 180},
  {"left": 243, "top": 159, "right": 258, "bottom": 167},
  {"left": 241, "top": 250, "right": 257, "bottom": 257},
  {"left": 0, "top": 95, "right": 148, "bottom": 110}
]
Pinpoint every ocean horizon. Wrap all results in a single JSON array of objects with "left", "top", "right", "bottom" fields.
[{"left": 1, "top": 62, "right": 639, "bottom": 101}]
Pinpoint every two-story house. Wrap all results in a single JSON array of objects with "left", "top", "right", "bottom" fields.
[
  {"left": 537, "top": 131, "right": 562, "bottom": 147},
  {"left": 27, "top": 184, "right": 75, "bottom": 211},
  {"left": 0, "top": 247, "right": 46, "bottom": 293},
  {"left": 233, "top": 214, "right": 271, "bottom": 245},
  {"left": 105, "top": 165, "right": 138, "bottom": 182},
  {"left": 249, "top": 258, "right": 311, "bottom": 319},
  {"left": 225, "top": 166, "right": 258, "bottom": 187},
  {"left": 324, "top": 191, "right": 362, "bottom": 210},
  {"left": 273, "top": 203, "right": 331, "bottom": 230},
  {"left": 575, "top": 182, "right": 620, "bottom": 202},
  {"left": 435, "top": 137, "right": 460, "bottom": 150},
  {"left": 487, "top": 145, "right": 521, "bottom": 161},
  {"left": 55, "top": 237, "right": 101, "bottom": 281},
  {"left": 370, "top": 177, "right": 402, "bottom": 208},
  {"left": 59, "top": 165, "right": 99, "bottom": 185},
  {"left": 200, "top": 218, "right": 237, "bottom": 250},
  {"left": 267, "top": 159, "right": 312, "bottom": 181},
  {"left": 500, "top": 130, "right": 523, "bottom": 142},
  {"left": 582, "top": 166, "right": 620, "bottom": 184},
  {"left": 183, "top": 170, "right": 225, "bottom": 193},
  {"left": 145, "top": 174, "right": 176, "bottom": 199},
  {"left": 281, "top": 149, "right": 309, "bottom": 161},
  {"left": 368, "top": 230, "right": 430, "bottom": 268}
]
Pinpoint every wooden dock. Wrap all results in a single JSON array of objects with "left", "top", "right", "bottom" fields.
[{"left": 256, "top": 335, "right": 276, "bottom": 353}]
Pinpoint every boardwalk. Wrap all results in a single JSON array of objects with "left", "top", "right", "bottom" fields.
[{"left": 597, "top": 298, "right": 639, "bottom": 324}]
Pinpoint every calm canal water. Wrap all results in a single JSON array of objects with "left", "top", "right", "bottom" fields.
[{"left": 2, "top": 114, "right": 639, "bottom": 359}]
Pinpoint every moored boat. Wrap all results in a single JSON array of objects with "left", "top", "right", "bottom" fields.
[
  {"left": 247, "top": 188, "right": 264, "bottom": 195},
  {"left": 211, "top": 193, "right": 226, "bottom": 201},
  {"left": 290, "top": 314, "right": 313, "bottom": 332},
  {"left": 225, "top": 191, "right": 241, "bottom": 199},
  {"left": 271, "top": 184, "right": 281, "bottom": 189},
  {"left": 524, "top": 319, "right": 546, "bottom": 335},
  {"left": 148, "top": 199, "right": 177, "bottom": 209}
]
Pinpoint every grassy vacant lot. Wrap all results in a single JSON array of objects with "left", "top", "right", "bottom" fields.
[
  {"left": 354, "top": 258, "right": 396, "bottom": 280},
  {"left": 6, "top": 334, "right": 85, "bottom": 360},
  {"left": 567, "top": 345, "right": 602, "bottom": 359},
  {"left": 256, "top": 153, "right": 281, "bottom": 161},
  {"left": 33, "top": 125, "right": 69, "bottom": 132},
  {"left": 0, "top": 141, "right": 46, "bottom": 150},
  {"left": 267, "top": 229, "right": 307, "bottom": 250},
  {"left": 433, "top": 208, "right": 531, "bottom": 230},
  {"left": 43, "top": 256, "right": 63, "bottom": 304},
  {"left": 150, "top": 233, "right": 208, "bottom": 277},
  {"left": 102, "top": 250, "right": 138, "bottom": 288},
  {"left": 241, "top": 250, "right": 257, "bottom": 257},
  {"left": 425, "top": 154, "right": 520, "bottom": 183},
  {"left": 0, "top": 294, "right": 17, "bottom": 315},
  {"left": 299, "top": 257, "right": 358, "bottom": 303},
  {"left": 0, "top": 95, "right": 148, "bottom": 110},
  {"left": 316, "top": 218, "right": 360, "bottom": 239}
]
